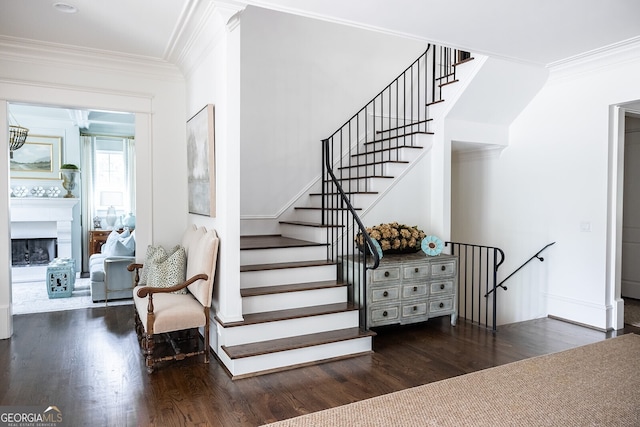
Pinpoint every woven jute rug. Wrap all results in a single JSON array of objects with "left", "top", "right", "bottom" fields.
[{"left": 264, "top": 334, "right": 640, "bottom": 427}]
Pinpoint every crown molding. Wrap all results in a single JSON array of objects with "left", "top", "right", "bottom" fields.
[
  {"left": 169, "top": 0, "right": 246, "bottom": 77},
  {"left": 0, "top": 36, "right": 184, "bottom": 82},
  {"left": 547, "top": 36, "right": 640, "bottom": 83}
]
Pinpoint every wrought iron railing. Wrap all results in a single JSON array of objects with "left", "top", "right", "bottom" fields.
[
  {"left": 446, "top": 241, "right": 556, "bottom": 331},
  {"left": 322, "top": 45, "right": 470, "bottom": 329},
  {"left": 445, "top": 242, "right": 505, "bottom": 331}
]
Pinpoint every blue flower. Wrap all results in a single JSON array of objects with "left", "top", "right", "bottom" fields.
[{"left": 421, "top": 235, "right": 444, "bottom": 256}]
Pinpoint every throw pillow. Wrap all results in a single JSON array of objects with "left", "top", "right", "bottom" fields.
[
  {"left": 147, "top": 246, "right": 187, "bottom": 294},
  {"left": 139, "top": 245, "right": 167, "bottom": 285},
  {"left": 102, "top": 229, "right": 122, "bottom": 255},
  {"left": 110, "top": 239, "right": 134, "bottom": 256}
]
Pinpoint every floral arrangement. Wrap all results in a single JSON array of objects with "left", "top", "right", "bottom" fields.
[{"left": 356, "top": 222, "right": 426, "bottom": 254}]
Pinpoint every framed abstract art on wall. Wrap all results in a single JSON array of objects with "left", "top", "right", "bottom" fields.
[{"left": 186, "top": 104, "right": 216, "bottom": 217}]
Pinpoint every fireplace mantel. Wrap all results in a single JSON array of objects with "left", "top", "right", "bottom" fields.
[{"left": 10, "top": 198, "right": 79, "bottom": 222}]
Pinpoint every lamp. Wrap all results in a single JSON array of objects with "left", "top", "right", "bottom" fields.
[
  {"left": 9, "top": 110, "right": 29, "bottom": 159},
  {"left": 100, "top": 191, "right": 123, "bottom": 229}
]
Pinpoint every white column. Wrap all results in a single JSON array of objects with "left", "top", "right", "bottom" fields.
[{"left": 0, "top": 100, "right": 13, "bottom": 339}]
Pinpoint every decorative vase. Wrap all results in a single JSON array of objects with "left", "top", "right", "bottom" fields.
[
  {"left": 60, "top": 170, "right": 79, "bottom": 198},
  {"left": 123, "top": 212, "right": 136, "bottom": 229},
  {"left": 105, "top": 206, "right": 117, "bottom": 228}
]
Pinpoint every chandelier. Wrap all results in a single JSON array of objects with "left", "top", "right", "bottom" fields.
[{"left": 9, "top": 111, "right": 29, "bottom": 159}]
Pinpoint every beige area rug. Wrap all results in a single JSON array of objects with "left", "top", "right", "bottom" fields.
[
  {"left": 11, "top": 278, "right": 132, "bottom": 315},
  {"left": 264, "top": 334, "right": 640, "bottom": 427},
  {"left": 625, "top": 298, "right": 640, "bottom": 327}
]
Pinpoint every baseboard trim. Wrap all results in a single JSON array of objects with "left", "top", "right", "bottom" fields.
[{"left": 547, "top": 315, "right": 608, "bottom": 332}]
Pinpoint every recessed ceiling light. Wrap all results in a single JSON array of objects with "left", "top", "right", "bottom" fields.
[{"left": 53, "top": 2, "right": 78, "bottom": 14}]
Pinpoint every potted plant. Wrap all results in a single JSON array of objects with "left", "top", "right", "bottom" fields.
[{"left": 60, "top": 164, "right": 80, "bottom": 198}]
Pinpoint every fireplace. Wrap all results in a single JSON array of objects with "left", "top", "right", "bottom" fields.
[
  {"left": 10, "top": 198, "right": 79, "bottom": 282},
  {"left": 11, "top": 238, "right": 57, "bottom": 266}
]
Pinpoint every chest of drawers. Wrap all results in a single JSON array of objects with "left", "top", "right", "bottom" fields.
[{"left": 342, "top": 252, "right": 458, "bottom": 328}]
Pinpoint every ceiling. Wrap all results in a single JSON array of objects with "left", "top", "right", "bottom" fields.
[
  {"left": 0, "top": 0, "right": 639, "bottom": 66},
  {"left": 2, "top": 0, "right": 640, "bottom": 128}
]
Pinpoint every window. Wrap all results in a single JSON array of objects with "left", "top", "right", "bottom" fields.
[{"left": 84, "top": 136, "right": 135, "bottom": 228}]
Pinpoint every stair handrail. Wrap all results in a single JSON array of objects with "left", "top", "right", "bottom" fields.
[
  {"left": 323, "top": 138, "right": 380, "bottom": 271},
  {"left": 325, "top": 45, "right": 431, "bottom": 143},
  {"left": 485, "top": 242, "right": 556, "bottom": 297},
  {"left": 320, "top": 45, "right": 470, "bottom": 331}
]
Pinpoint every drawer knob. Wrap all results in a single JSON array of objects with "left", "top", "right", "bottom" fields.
[
  {"left": 384, "top": 271, "right": 390, "bottom": 277},
  {"left": 383, "top": 311, "right": 388, "bottom": 317},
  {"left": 413, "top": 286, "right": 417, "bottom": 292},
  {"left": 414, "top": 267, "right": 419, "bottom": 273},
  {"left": 383, "top": 291, "right": 389, "bottom": 297},
  {"left": 440, "top": 284, "right": 445, "bottom": 290},
  {"left": 439, "top": 302, "right": 444, "bottom": 308},
  {"left": 441, "top": 265, "right": 446, "bottom": 271},
  {"left": 413, "top": 306, "right": 417, "bottom": 311}
]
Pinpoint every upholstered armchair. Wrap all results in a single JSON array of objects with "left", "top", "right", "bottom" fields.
[{"left": 128, "top": 225, "right": 219, "bottom": 373}]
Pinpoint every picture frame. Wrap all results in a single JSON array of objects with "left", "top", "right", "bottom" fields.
[
  {"left": 10, "top": 135, "right": 62, "bottom": 180},
  {"left": 186, "top": 104, "right": 216, "bottom": 217}
]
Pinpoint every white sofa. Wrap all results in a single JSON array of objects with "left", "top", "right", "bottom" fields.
[{"left": 89, "top": 229, "right": 136, "bottom": 302}]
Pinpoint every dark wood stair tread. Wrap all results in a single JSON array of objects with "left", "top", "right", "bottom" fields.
[
  {"left": 439, "top": 79, "right": 459, "bottom": 87},
  {"left": 279, "top": 220, "right": 342, "bottom": 228},
  {"left": 324, "top": 175, "right": 394, "bottom": 183},
  {"left": 241, "top": 259, "right": 335, "bottom": 273},
  {"left": 426, "top": 99, "right": 445, "bottom": 106},
  {"left": 222, "top": 327, "right": 376, "bottom": 359},
  {"left": 309, "top": 191, "right": 378, "bottom": 196},
  {"left": 351, "top": 145, "right": 423, "bottom": 158},
  {"left": 338, "top": 160, "right": 408, "bottom": 170},
  {"left": 294, "top": 206, "right": 362, "bottom": 211},
  {"left": 376, "top": 118, "right": 433, "bottom": 134},
  {"left": 217, "top": 302, "right": 360, "bottom": 327},
  {"left": 241, "top": 280, "right": 347, "bottom": 297},
  {"left": 364, "top": 130, "right": 433, "bottom": 145},
  {"left": 240, "top": 235, "right": 325, "bottom": 250},
  {"left": 454, "top": 57, "right": 474, "bottom": 66}
]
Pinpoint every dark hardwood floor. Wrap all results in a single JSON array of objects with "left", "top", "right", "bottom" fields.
[{"left": 1, "top": 305, "right": 637, "bottom": 426}]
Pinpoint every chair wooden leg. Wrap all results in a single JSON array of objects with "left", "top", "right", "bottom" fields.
[
  {"left": 204, "top": 310, "right": 210, "bottom": 364},
  {"left": 145, "top": 333, "right": 155, "bottom": 374}
]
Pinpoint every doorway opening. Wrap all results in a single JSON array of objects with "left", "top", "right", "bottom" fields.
[{"left": 8, "top": 102, "right": 136, "bottom": 314}]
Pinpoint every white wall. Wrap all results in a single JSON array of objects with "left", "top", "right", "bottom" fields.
[
  {"left": 0, "top": 42, "right": 186, "bottom": 338},
  {"left": 180, "top": 2, "right": 244, "bottom": 323},
  {"left": 452, "top": 43, "right": 640, "bottom": 329},
  {"left": 239, "top": 7, "right": 426, "bottom": 226}
]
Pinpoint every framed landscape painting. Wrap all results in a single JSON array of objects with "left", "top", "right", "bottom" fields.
[
  {"left": 10, "top": 135, "right": 61, "bottom": 180},
  {"left": 186, "top": 104, "right": 216, "bottom": 217}
]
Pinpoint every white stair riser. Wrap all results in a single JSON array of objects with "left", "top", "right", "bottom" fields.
[
  {"left": 307, "top": 193, "right": 378, "bottom": 209},
  {"left": 223, "top": 337, "right": 373, "bottom": 378},
  {"left": 241, "top": 245, "right": 326, "bottom": 266},
  {"left": 219, "top": 310, "right": 360, "bottom": 346},
  {"left": 280, "top": 224, "right": 329, "bottom": 243},
  {"left": 241, "top": 264, "right": 336, "bottom": 287},
  {"left": 242, "top": 287, "right": 347, "bottom": 314},
  {"left": 327, "top": 177, "right": 394, "bottom": 194},
  {"left": 292, "top": 209, "right": 365, "bottom": 224},
  {"left": 363, "top": 135, "right": 425, "bottom": 151},
  {"left": 337, "top": 162, "right": 407, "bottom": 179},
  {"left": 351, "top": 147, "right": 423, "bottom": 164}
]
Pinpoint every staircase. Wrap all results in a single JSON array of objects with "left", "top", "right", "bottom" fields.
[
  {"left": 215, "top": 46, "right": 474, "bottom": 379},
  {"left": 215, "top": 235, "right": 375, "bottom": 379}
]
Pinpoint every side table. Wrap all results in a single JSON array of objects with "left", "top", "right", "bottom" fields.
[{"left": 47, "top": 258, "right": 75, "bottom": 298}]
